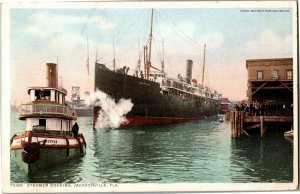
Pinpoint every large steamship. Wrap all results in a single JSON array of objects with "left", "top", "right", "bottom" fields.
[{"left": 93, "top": 10, "right": 221, "bottom": 127}]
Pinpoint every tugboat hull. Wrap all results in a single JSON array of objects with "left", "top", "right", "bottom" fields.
[
  {"left": 11, "top": 147, "right": 84, "bottom": 174},
  {"left": 10, "top": 133, "right": 86, "bottom": 174}
]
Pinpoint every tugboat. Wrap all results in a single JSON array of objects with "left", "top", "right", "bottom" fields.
[{"left": 10, "top": 63, "right": 86, "bottom": 174}]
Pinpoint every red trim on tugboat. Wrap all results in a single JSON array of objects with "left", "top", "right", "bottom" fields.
[
  {"left": 11, "top": 144, "right": 81, "bottom": 150},
  {"left": 122, "top": 116, "right": 203, "bottom": 126},
  {"left": 12, "top": 133, "right": 74, "bottom": 140}
]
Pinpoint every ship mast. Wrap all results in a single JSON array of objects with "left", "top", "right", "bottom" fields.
[
  {"left": 87, "top": 36, "right": 90, "bottom": 76},
  {"left": 137, "top": 40, "right": 141, "bottom": 72},
  {"left": 113, "top": 36, "right": 116, "bottom": 71},
  {"left": 144, "top": 9, "right": 164, "bottom": 79},
  {"left": 146, "top": 9, "right": 154, "bottom": 80},
  {"left": 161, "top": 40, "right": 165, "bottom": 74},
  {"left": 95, "top": 41, "right": 99, "bottom": 64},
  {"left": 201, "top": 43, "right": 206, "bottom": 85},
  {"left": 143, "top": 46, "right": 147, "bottom": 78}
]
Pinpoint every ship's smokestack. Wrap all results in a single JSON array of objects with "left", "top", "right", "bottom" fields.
[
  {"left": 46, "top": 63, "right": 58, "bottom": 88},
  {"left": 186, "top": 59, "right": 193, "bottom": 84}
]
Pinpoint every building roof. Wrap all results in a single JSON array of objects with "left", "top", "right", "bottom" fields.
[
  {"left": 246, "top": 58, "right": 293, "bottom": 68},
  {"left": 246, "top": 58, "right": 292, "bottom": 62}
]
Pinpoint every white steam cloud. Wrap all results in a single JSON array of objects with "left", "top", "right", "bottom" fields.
[{"left": 86, "top": 89, "right": 134, "bottom": 129}]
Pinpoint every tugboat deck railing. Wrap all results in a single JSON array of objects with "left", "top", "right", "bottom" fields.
[{"left": 19, "top": 103, "right": 76, "bottom": 118}]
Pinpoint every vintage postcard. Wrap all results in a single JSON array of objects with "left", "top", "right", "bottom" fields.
[{"left": 1, "top": 1, "right": 298, "bottom": 193}]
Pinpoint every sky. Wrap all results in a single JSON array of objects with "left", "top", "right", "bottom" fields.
[{"left": 9, "top": 2, "right": 295, "bottom": 105}]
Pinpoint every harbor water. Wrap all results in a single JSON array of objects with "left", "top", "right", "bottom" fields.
[{"left": 10, "top": 113, "right": 293, "bottom": 183}]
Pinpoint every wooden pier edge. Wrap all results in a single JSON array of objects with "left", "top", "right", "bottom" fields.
[
  {"left": 231, "top": 110, "right": 244, "bottom": 138},
  {"left": 231, "top": 110, "right": 293, "bottom": 138}
]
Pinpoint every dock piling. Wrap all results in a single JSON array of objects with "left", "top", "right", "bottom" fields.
[
  {"left": 260, "top": 116, "right": 265, "bottom": 137},
  {"left": 231, "top": 110, "right": 292, "bottom": 138},
  {"left": 231, "top": 110, "right": 244, "bottom": 138}
]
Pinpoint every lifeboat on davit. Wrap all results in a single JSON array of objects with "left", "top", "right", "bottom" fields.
[{"left": 10, "top": 63, "right": 86, "bottom": 174}]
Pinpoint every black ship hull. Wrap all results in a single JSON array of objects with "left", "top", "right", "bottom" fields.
[{"left": 94, "top": 63, "right": 220, "bottom": 126}]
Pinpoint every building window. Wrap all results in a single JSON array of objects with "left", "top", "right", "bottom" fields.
[
  {"left": 272, "top": 70, "right": 278, "bottom": 79},
  {"left": 257, "top": 71, "right": 263, "bottom": 80},
  {"left": 287, "top": 70, "right": 293, "bottom": 80}
]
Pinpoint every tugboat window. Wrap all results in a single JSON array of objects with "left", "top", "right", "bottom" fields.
[
  {"left": 44, "top": 90, "right": 51, "bottom": 100},
  {"left": 35, "top": 90, "right": 41, "bottom": 100},
  {"left": 39, "top": 119, "right": 46, "bottom": 126}
]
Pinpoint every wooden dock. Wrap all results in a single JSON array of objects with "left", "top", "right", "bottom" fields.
[{"left": 231, "top": 110, "right": 293, "bottom": 138}]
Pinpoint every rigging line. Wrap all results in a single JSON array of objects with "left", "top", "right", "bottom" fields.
[
  {"left": 152, "top": 37, "right": 163, "bottom": 64},
  {"left": 117, "top": 47, "right": 136, "bottom": 59},
  {"left": 141, "top": 10, "right": 151, "bottom": 50},
  {"left": 113, "top": 11, "right": 129, "bottom": 40},
  {"left": 164, "top": 50, "right": 186, "bottom": 76},
  {"left": 156, "top": 10, "right": 203, "bottom": 50},
  {"left": 153, "top": 11, "right": 163, "bottom": 57},
  {"left": 97, "top": 10, "right": 145, "bottom": 62},
  {"left": 158, "top": 10, "right": 204, "bottom": 49},
  {"left": 165, "top": 55, "right": 173, "bottom": 75},
  {"left": 158, "top": 15, "right": 200, "bottom": 50},
  {"left": 119, "top": 9, "right": 154, "bottom": 66},
  {"left": 115, "top": 10, "right": 147, "bottom": 46}
]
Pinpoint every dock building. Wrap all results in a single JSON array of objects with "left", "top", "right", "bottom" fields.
[
  {"left": 246, "top": 58, "right": 293, "bottom": 105},
  {"left": 231, "top": 58, "right": 293, "bottom": 138}
]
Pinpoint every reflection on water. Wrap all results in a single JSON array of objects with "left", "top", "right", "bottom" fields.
[
  {"left": 230, "top": 135, "right": 293, "bottom": 182},
  {"left": 10, "top": 113, "right": 293, "bottom": 183}
]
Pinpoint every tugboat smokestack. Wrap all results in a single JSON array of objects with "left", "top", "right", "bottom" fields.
[
  {"left": 46, "top": 63, "right": 58, "bottom": 88},
  {"left": 186, "top": 59, "right": 193, "bottom": 84}
]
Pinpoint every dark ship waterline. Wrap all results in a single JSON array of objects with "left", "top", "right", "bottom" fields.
[{"left": 94, "top": 60, "right": 221, "bottom": 127}]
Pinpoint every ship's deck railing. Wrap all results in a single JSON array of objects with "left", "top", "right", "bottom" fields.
[
  {"left": 20, "top": 103, "right": 76, "bottom": 118},
  {"left": 162, "top": 79, "right": 220, "bottom": 100}
]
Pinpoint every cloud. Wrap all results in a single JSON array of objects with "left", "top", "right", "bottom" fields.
[
  {"left": 24, "top": 12, "right": 116, "bottom": 39},
  {"left": 196, "top": 32, "right": 224, "bottom": 49},
  {"left": 177, "top": 21, "right": 197, "bottom": 37},
  {"left": 244, "top": 30, "right": 292, "bottom": 58},
  {"left": 11, "top": 11, "right": 118, "bottom": 105},
  {"left": 11, "top": 10, "right": 293, "bottom": 104}
]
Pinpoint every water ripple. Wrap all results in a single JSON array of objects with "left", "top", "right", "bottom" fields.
[{"left": 10, "top": 115, "right": 293, "bottom": 183}]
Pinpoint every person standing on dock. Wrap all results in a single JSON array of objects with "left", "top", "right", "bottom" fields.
[{"left": 249, "top": 102, "right": 254, "bottom": 116}]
